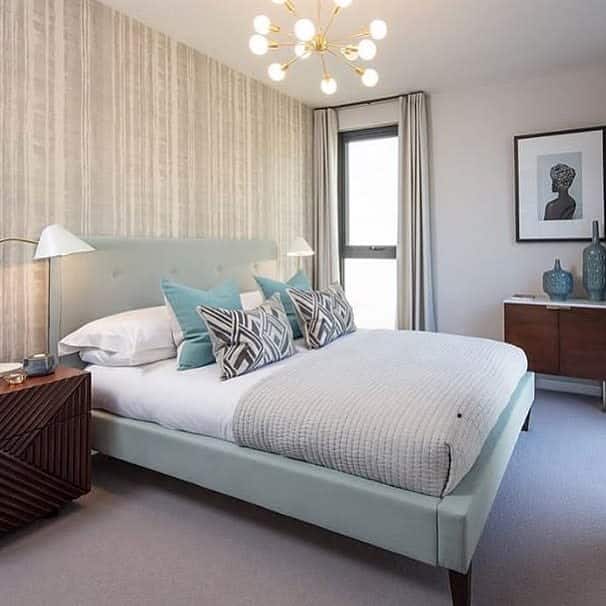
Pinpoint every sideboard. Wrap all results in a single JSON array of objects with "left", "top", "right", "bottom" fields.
[{"left": 504, "top": 297, "right": 606, "bottom": 411}]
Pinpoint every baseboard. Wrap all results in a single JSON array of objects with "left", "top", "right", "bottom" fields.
[{"left": 536, "top": 374, "right": 602, "bottom": 398}]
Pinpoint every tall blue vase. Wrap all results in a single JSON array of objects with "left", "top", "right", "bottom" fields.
[
  {"left": 543, "top": 259, "right": 573, "bottom": 301},
  {"left": 583, "top": 220, "right": 606, "bottom": 301}
]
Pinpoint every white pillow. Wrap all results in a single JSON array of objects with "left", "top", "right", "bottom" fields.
[
  {"left": 165, "top": 290, "right": 266, "bottom": 348},
  {"left": 164, "top": 296, "right": 185, "bottom": 348},
  {"left": 240, "top": 290, "right": 264, "bottom": 310},
  {"left": 79, "top": 347, "right": 176, "bottom": 367},
  {"left": 59, "top": 306, "right": 177, "bottom": 367}
]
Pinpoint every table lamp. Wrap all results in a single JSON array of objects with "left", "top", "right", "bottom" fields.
[
  {"left": 287, "top": 237, "right": 314, "bottom": 271},
  {"left": 0, "top": 224, "right": 95, "bottom": 363}
]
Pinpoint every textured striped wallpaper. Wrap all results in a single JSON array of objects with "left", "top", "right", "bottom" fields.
[{"left": 0, "top": 0, "right": 313, "bottom": 361}]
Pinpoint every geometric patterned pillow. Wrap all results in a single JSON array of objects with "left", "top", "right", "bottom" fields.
[
  {"left": 327, "top": 283, "right": 356, "bottom": 337},
  {"left": 288, "top": 284, "right": 357, "bottom": 350},
  {"left": 287, "top": 287, "right": 340, "bottom": 349},
  {"left": 197, "top": 294, "right": 295, "bottom": 380}
]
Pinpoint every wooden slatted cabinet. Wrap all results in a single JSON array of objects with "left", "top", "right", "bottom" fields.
[
  {"left": 0, "top": 366, "right": 91, "bottom": 533},
  {"left": 504, "top": 298, "right": 606, "bottom": 410}
]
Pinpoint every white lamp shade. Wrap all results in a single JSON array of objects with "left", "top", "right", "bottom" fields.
[
  {"left": 33, "top": 224, "right": 95, "bottom": 260},
  {"left": 287, "top": 237, "right": 314, "bottom": 257}
]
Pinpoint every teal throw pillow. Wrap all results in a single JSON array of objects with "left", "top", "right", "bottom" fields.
[
  {"left": 162, "top": 278, "right": 242, "bottom": 370},
  {"left": 254, "top": 271, "right": 312, "bottom": 339}
]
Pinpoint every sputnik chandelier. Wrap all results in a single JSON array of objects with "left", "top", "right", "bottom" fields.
[{"left": 249, "top": 0, "right": 387, "bottom": 96}]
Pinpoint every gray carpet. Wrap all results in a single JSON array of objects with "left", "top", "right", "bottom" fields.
[{"left": 2, "top": 390, "right": 606, "bottom": 606}]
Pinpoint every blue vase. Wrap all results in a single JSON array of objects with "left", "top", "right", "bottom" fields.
[
  {"left": 543, "top": 259, "right": 573, "bottom": 301},
  {"left": 583, "top": 220, "right": 606, "bottom": 301}
]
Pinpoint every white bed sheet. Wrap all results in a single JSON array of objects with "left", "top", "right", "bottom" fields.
[{"left": 89, "top": 341, "right": 310, "bottom": 442}]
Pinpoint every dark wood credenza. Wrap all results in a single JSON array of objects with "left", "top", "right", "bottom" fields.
[{"left": 504, "top": 298, "right": 606, "bottom": 410}]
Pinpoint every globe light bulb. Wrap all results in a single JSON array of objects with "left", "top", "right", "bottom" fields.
[
  {"left": 357, "top": 39, "right": 377, "bottom": 61},
  {"left": 294, "top": 43, "right": 311, "bottom": 59},
  {"left": 335, "top": 0, "right": 352, "bottom": 7},
  {"left": 249, "top": 34, "right": 269, "bottom": 56},
  {"left": 321, "top": 76, "right": 337, "bottom": 95},
  {"left": 268, "top": 63, "right": 286, "bottom": 82},
  {"left": 294, "top": 18, "right": 316, "bottom": 42},
  {"left": 361, "top": 68, "right": 379, "bottom": 87},
  {"left": 369, "top": 19, "right": 387, "bottom": 40},
  {"left": 253, "top": 15, "right": 272, "bottom": 35}
]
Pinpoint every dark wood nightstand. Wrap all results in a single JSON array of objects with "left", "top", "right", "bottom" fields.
[{"left": 0, "top": 366, "right": 91, "bottom": 533}]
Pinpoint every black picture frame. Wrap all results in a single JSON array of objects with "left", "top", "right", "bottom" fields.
[{"left": 514, "top": 125, "right": 606, "bottom": 242}]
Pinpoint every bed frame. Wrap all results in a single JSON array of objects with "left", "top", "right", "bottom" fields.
[{"left": 54, "top": 237, "right": 535, "bottom": 606}]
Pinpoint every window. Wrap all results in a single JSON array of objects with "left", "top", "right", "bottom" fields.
[{"left": 339, "top": 126, "right": 399, "bottom": 329}]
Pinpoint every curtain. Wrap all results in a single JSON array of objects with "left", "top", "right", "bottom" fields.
[
  {"left": 312, "top": 108, "right": 340, "bottom": 289},
  {"left": 397, "top": 93, "right": 436, "bottom": 331}
]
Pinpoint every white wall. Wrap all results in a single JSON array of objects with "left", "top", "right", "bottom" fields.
[
  {"left": 338, "top": 65, "right": 606, "bottom": 340},
  {"left": 431, "top": 65, "right": 606, "bottom": 339},
  {"left": 338, "top": 101, "right": 399, "bottom": 132}
]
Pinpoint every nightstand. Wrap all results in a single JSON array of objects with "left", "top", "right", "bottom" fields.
[{"left": 0, "top": 366, "right": 91, "bottom": 533}]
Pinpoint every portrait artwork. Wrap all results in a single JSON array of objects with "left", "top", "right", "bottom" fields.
[{"left": 515, "top": 127, "right": 605, "bottom": 241}]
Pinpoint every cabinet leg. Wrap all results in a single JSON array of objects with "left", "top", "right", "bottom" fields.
[
  {"left": 602, "top": 381, "right": 606, "bottom": 413},
  {"left": 522, "top": 407, "right": 532, "bottom": 432},
  {"left": 449, "top": 565, "right": 472, "bottom": 606}
]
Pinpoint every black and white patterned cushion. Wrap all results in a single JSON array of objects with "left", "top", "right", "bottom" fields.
[
  {"left": 327, "top": 283, "right": 356, "bottom": 336},
  {"left": 197, "top": 294, "right": 295, "bottom": 380},
  {"left": 287, "top": 284, "right": 356, "bottom": 350}
]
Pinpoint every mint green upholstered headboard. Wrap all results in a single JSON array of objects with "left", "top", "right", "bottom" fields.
[{"left": 49, "top": 237, "right": 277, "bottom": 355}]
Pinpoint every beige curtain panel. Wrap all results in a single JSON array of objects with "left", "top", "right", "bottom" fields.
[
  {"left": 312, "top": 108, "right": 341, "bottom": 289},
  {"left": 397, "top": 93, "right": 437, "bottom": 331}
]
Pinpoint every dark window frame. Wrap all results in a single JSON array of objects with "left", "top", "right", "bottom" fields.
[{"left": 338, "top": 125, "right": 399, "bottom": 282}]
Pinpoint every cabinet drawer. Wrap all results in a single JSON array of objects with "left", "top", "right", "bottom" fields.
[
  {"left": 504, "top": 304, "right": 559, "bottom": 374},
  {"left": 560, "top": 308, "right": 606, "bottom": 380}
]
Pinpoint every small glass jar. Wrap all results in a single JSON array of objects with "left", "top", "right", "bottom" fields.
[{"left": 3, "top": 370, "right": 27, "bottom": 386}]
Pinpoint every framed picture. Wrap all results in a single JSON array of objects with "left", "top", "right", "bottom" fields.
[{"left": 514, "top": 126, "right": 606, "bottom": 242}]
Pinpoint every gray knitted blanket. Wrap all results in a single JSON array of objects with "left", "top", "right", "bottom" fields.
[{"left": 233, "top": 330, "right": 527, "bottom": 497}]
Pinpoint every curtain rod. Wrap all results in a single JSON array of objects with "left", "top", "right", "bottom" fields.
[{"left": 316, "top": 90, "right": 424, "bottom": 112}]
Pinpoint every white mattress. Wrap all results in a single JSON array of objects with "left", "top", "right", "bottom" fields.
[{"left": 90, "top": 341, "right": 310, "bottom": 442}]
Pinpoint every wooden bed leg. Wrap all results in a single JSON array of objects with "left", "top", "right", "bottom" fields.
[
  {"left": 448, "top": 565, "right": 472, "bottom": 606},
  {"left": 522, "top": 407, "right": 532, "bottom": 432}
]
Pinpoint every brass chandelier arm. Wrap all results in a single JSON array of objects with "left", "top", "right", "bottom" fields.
[
  {"left": 329, "top": 30, "right": 370, "bottom": 45},
  {"left": 283, "top": 0, "right": 297, "bottom": 16},
  {"left": 320, "top": 53, "right": 329, "bottom": 77},
  {"left": 326, "top": 48, "right": 364, "bottom": 75},
  {"left": 322, "top": 5, "right": 341, "bottom": 38},
  {"left": 282, "top": 56, "right": 300, "bottom": 70},
  {"left": 326, "top": 42, "right": 354, "bottom": 50}
]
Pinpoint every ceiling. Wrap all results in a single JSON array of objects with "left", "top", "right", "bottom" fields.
[{"left": 98, "top": 0, "right": 606, "bottom": 107}]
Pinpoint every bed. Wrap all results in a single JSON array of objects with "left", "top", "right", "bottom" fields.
[{"left": 53, "top": 237, "right": 535, "bottom": 606}]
